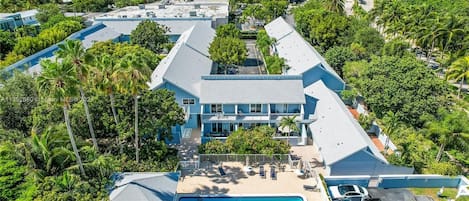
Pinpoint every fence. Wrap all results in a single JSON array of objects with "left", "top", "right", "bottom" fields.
[
  {"left": 179, "top": 160, "right": 200, "bottom": 170},
  {"left": 199, "top": 154, "right": 290, "bottom": 165}
]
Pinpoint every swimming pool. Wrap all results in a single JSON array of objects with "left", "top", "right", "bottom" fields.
[{"left": 179, "top": 196, "right": 304, "bottom": 201}]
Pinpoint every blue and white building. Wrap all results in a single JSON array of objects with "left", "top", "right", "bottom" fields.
[
  {"left": 0, "top": 9, "right": 38, "bottom": 31},
  {"left": 148, "top": 17, "right": 413, "bottom": 175}
]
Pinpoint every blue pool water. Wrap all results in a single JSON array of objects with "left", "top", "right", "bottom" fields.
[{"left": 179, "top": 196, "right": 304, "bottom": 201}]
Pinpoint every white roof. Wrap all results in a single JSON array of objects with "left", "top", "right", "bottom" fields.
[
  {"left": 200, "top": 76, "right": 306, "bottom": 104},
  {"left": 81, "top": 26, "right": 121, "bottom": 48},
  {"left": 305, "top": 80, "right": 387, "bottom": 165},
  {"left": 110, "top": 172, "right": 179, "bottom": 201},
  {"left": 17, "top": 9, "right": 38, "bottom": 18},
  {"left": 95, "top": 19, "right": 212, "bottom": 35},
  {"left": 265, "top": 17, "right": 342, "bottom": 79},
  {"left": 95, "top": 0, "right": 228, "bottom": 19},
  {"left": 148, "top": 23, "right": 214, "bottom": 96}
]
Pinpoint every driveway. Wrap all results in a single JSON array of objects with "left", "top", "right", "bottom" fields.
[{"left": 368, "top": 188, "right": 421, "bottom": 201}]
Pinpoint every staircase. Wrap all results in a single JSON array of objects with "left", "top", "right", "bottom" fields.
[{"left": 177, "top": 128, "right": 201, "bottom": 161}]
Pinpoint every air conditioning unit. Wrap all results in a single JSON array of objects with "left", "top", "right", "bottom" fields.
[
  {"left": 158, "top": 4, "right": 165, "bottom": 9},
  {"left": 189, "top": 11, "right": 197, "bottom": 17},
  {"left": 194, "top": 4, "right": 201, "bottom": 9},
  {"left": 138, "top": 4, "right": 145, "bottom": 9}
]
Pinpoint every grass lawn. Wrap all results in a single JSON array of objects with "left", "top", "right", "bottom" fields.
[{"left": 409, "top": 188, "right": 469, "bottom": 201}]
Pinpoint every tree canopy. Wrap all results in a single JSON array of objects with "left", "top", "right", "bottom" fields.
[
  {"left": 209, "top": 36, "right": 247, "bottom": 68},
  {"left": 199, "top": 126, "right": 290, "bottom": 155},
  {"left": 130, "top": 20, "right": 169, "bottom": 54}
]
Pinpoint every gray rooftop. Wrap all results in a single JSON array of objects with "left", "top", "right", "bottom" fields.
[
  {"left": 200, "top": 75, "right": 306, "bottom": 104},
  {"left": 148, "top": 22, "right": 214, "bottom": 96},
  {"left": 93, "top": 18, "right": 213, "bottom": 35},
  {"left": 265, "top": 17, "right": 342, "bottom": 80},
  {"left": 305, "top": 80, "right": 387, "bottom": 165},
  {"left": 110, "top": 172, "right": 179, "bottom": 201}
]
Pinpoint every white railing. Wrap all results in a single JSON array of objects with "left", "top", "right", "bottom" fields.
[
  {"left": 179, "top": 160, "right": 200, "bottom": 170},
  {"left": 199, "top": 154, "right": 290, "bottom": 165}
]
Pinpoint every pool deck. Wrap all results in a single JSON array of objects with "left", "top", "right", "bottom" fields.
[{"left": 177, "top": 162, "right": 323, "bottom": 201}]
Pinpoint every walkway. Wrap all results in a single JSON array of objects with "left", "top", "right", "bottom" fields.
[{"left": 176, "top": 128, "right": 201, "bottom": 161}]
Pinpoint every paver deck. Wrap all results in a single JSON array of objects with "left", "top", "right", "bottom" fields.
[{"left": 177, "top": 162, "right": 323, "bottom": 201}]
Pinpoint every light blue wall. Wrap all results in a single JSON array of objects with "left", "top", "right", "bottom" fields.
[
  {"left": 325, "top": 176, "right": 464, "bottom": 189},
  {"left": 330, "top": 150, "right": 413, "bottom": 175},
  {"left": 302, "top": 65, "right": 345, "bottom": 91},
  {"left": 160, "top": 82, "right": 200, "bottom": 114},
  {"left": 304, "top": 95, "right": 318, "bottom": 118}
]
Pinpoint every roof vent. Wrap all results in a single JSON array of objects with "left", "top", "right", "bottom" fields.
[
  {"left": 158, "top": 4, "right": 166, "bottom": 9},
  {"left": 138, "top": 4, "right": 145, "bottom": 9},
  {"left": 194, "top": 4, "right": 201, "bottom": 9},
  {"left": 189, "top": 11, "right": 197, "bottom": 17}
]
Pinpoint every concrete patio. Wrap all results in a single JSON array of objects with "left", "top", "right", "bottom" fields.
[{"left": 177, "top": 162, "right": 323, "bottom": 201}]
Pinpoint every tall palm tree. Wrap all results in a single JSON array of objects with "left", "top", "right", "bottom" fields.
[
  {"left": 115, "top": 54, "right": 151, "bottom": 163},
  {"left": 424, "top": 110, "right": 469, "bottom": 161},
  {"left": 436, "top": 14, "right": 465, "bottom": 57},
  {"left": 37, "top": 59, "right": 86, "bottom": 176},
  {"left": 56, "top": 40, "right": 98, "bottom": 151},
  {"left": 89, "top": 54, "right": 124, "bottom": 154},
  {"left": 324, "top": 0, "right": 345, "bottom": 15},
  {"left": 446, "top": 56, "right": 469, "bottom": 99}
]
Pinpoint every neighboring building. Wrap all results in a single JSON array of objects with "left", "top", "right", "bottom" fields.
[
  {"left": 109, "top": 172, "right": 179, "bottom": 201},
  {"left": 0, "top": 9, "right": 38, "bottom": 31},
  {"left": 93, "top": 0, "right": 228, "bottom": 42},
  {"left": 3, "top": 23, "right": 124, "bottom": 77}
]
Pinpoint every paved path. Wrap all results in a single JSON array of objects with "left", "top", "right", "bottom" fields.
[{"left": 173, "top": 128, "right": 201, "bottom": 161}]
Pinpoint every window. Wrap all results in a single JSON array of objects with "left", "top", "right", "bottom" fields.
[
  {"left": 211, "top": 123, "right": 222, "bottom": 133},
  {"left": 182, "top": 98, "right": 195, "bottom": 105},
  {"left": 250, "top": 104, "right": 262, "bottom": 113},
  {"left": 211, "top": 104, "right": 222, "bottom": 113}
]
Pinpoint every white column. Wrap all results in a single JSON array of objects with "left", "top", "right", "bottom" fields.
[
  {"left": 235, "top": 104, "right": 238, "bottom": 115},
  {"left": 201, "top": 104, "right": 204, "bottom": 115}
]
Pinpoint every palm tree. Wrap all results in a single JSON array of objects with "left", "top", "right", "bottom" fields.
[
  {"left": 115, "top": 54, "right": 151, "bottom": 163},
  {"left": 446, "top": 56, "right": 469, "bottom": 99},
  {"left": 37, "top": 59, "right": 86, "bottom": 176},
  {"left": 89, "top": 54, "right": 124, "bottom": 154},
  {"left": 424, "top": 110, "right": 469, "bottom": 161},
  {"left": 56, "top": 40, "right": 98, "bottom": 151},
  {"left": 279, "top": 116, "right": 299, "bottom": 145},
  {"left": 436, "top": 15, "right": 465, "bottom": 58},
  {"left": 324, "top": 0, "right": 345, "bottom": 15}
]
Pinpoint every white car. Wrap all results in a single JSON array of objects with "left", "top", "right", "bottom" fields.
[{"left": 328, "top": 184, "right": 369, "bottom": 200}]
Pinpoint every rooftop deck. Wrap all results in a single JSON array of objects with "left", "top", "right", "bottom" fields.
[{"left": 177, "top": 161, "right": 323, "bottom": 201}]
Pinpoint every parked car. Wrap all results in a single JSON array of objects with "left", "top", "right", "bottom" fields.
[{"left": 329, "top": 184, "right": 369, "bottom": 200}]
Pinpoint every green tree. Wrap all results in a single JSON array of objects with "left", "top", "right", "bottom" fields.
[
  {"left": 36, "top": 3, "right": 62, "bottom": 24},
  {"left": 0, "top": 30, "right": 16, "bottom": 60},
  {"left": 209, "top": 36, "right": 247, "bottom": 74},
  {"left": 0, "top": 72, "right": 38, "bottom": 134},
  {"left": 358, "top": 56, "right": 447, "bottom": 127},
  {"left": 56, "top": 40, "right": 98, "bottom": 151},
  {"left": 353, "top": 27, "right": 385, "bottom": 56},
  {"left": 215, "top": 23, "right": 241, "bottom": 38},
  {"left": 201, "top": 126, "right": 291, "bottom": 154},
  {"left": 324, "top": 0, "right": 345, "bottom": 14},
  {"left": 130, "top": 20, "right": 169, "bottom": 54},
  {"left": 115, "top": 54, "right": 151, "bottom": 163},
  {"left": 308, "top": 11, "right": 349, "bottom": 52},
  {"left": 378, "top": 111, "right": 402, "bottom": 154},
  {"left": 446, "top": 56, "right": 469, "bottom": 99},
  {"left": 325, "top": 46, "right": 357, "bottom": 78},
  {"left": 424, "top": 109, "right": 469, "bottom": 162},
  {"left": 382, "top": 38, "right": 411, "bottom": 57},
  {"left": 279, "top": 116, "right": 299, "bottom": 145},
  {"left": 0, "top": 142, "right": 28, "bottom": 201},
  {"left": 342, "top": 60, "right": 369, "bottom": 86},
  {"left": 37, "top": 59, "right": 86, "bottom": 176},
  {"left": 261, "top": 0, "right": 288, "bottom": 22}
]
